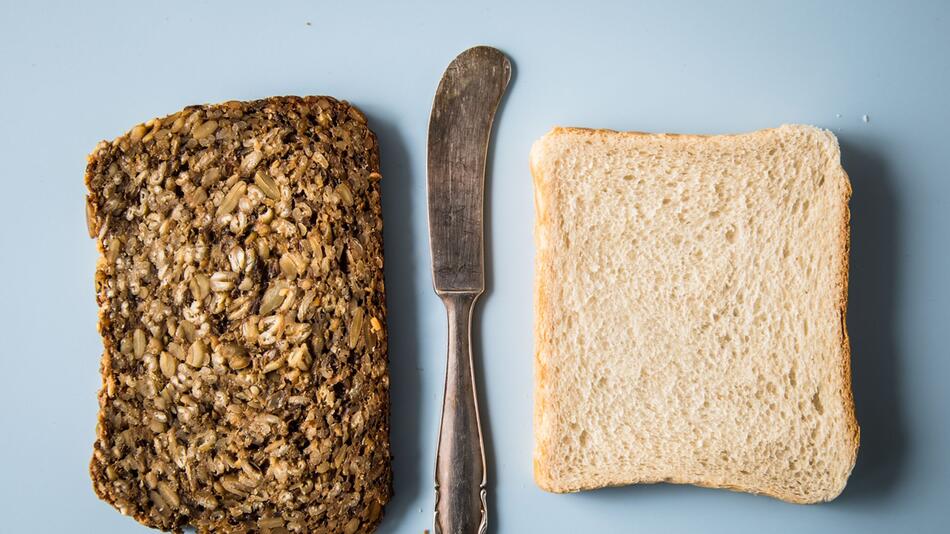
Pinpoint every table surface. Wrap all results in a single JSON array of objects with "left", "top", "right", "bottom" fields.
[{"left": 2, "top": 1, "right": 948, "bottom": 532}]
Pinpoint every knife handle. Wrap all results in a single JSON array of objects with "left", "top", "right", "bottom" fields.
[{"left": 435, "top": 291, "right": 487, "bottom": 534}]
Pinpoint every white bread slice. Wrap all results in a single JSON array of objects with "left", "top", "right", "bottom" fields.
[{"left": 530, "top": 125, "right": 858, "bottom": 504}]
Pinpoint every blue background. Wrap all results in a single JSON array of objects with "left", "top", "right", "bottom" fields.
[{"left": 1, "top": 1, "right": 947, "bottom": 532}]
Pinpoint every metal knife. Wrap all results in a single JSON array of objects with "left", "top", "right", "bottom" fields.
[{"left": 427, "top": 46, "right": 511, "bottom": 534}]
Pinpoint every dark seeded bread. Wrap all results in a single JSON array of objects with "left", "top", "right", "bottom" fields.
[{"left": 85, "top": 96, "right": 391, "bottom": 533}]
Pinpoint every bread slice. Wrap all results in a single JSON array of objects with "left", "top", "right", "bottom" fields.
[
  {"left": 530, "top": 125, "right": 858, "bottom": 503},
  {"left": 85, "top": 96, "right": 391, "bottom": 532}
]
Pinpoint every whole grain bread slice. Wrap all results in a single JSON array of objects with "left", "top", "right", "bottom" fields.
[
  {"left": 530, "top": 124, "right": 858, "bottom": 503},
  {"left": 86, "top": 96, "right": 391, "bottom": 532}
]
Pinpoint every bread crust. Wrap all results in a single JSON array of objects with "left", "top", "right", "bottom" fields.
[
  {"left": 530, "top": 125, "right": 859, "bottom": 504},
  {"left": 835, "top": 161, "right": 861, "bottom": 501}
]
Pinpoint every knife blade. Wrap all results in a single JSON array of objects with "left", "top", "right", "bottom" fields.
[
  {"left": 427, "top": 46, "right": 510, "bottom": 534},
  {"left": 428, "top": 46, "right": 511, "bottom": 294}
]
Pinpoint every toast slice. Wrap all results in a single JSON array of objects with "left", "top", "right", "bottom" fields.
[
  {"left": 86, "top": 97, "right": 391, "bottom": 532},
  {"left": 530, "top": 125, "right": 858, "bottom": 503}
]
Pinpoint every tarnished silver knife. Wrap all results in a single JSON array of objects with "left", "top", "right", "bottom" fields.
[{"left": 427, "top": 46, "right": 511, "bottom": 534}]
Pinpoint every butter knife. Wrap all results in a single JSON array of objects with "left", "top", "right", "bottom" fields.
[{"left": 427, "top": 46, "right": 511, "bottom": 534}]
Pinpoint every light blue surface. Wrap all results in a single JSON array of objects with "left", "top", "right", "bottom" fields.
[{"left": 1, "top": 1, "right": 948, "bottom": 532}]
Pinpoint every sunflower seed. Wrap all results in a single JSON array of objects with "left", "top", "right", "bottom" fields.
[
  {"left": 133, "top": 329, "right": 147, "bottom": 358},
  {"left": 241, "top": 150, "right": 263, "bottom": 174},
  {"left": 190, "top": 274, "right": 211, "bottom": 301},
  {"left": 259, "top": 284, "right": 286, "bottom": 316},
  {"left": 159, "top": 351, "right": 177, "bottom": 378},
  {"left": 254, "top": 170, "right": 281, "bottom": 200},
  {"left": 192, "top": 120, "right": 218, "bottom": 140},
  {"left": 217, "top": 181, "right": 247, "bottom": 217},
  {"left": 210, "top": 271, "right": 237, "bottom": 292},
  {"left": 186, "top": 340, "right": 209, "bottom": 368},
  {"left": 287, "top": 344, "right": 311, "bottom": 371}
]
